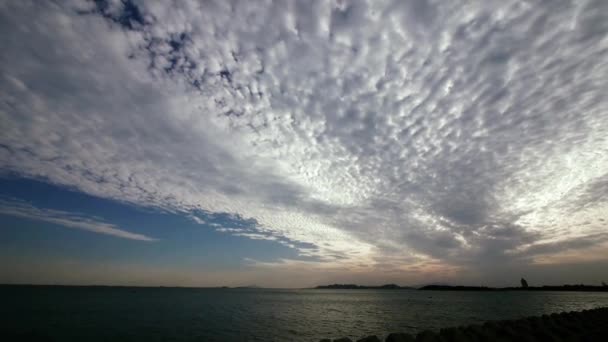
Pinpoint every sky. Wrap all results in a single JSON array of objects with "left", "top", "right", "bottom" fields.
[{"left": 0, "top": 0, "right": 607, "bottom": 288}]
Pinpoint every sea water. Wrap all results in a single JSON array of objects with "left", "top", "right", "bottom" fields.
[{"left": 2, "top": 286, "right": 608, "bottom": 341}]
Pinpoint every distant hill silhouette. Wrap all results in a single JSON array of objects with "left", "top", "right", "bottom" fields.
[
  {"left": 418, "top": 284, "right": 608, "bottom": 292},
  {"left": 316, "top": 283, "right": 608, "bottom": 291},
  {"left": 315, "top": 284, "right": 414, "bottom": 289},
  {"left": 419, "top": 285, "right": 494, "bottom": 291},
  {"left": 234, "top": 285, "right": 262, "bottom": 289}
]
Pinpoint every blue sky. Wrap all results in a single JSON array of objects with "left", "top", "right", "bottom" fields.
[
  {"left": 1, "top": 0, "right": 608, "bottom": 287},
  {"left": 0, "top": 177, "right": 311, "bottom": 286}
]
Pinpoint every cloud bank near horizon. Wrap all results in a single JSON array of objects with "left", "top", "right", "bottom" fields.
[{"left": 1, "top": 0, "right": 608, "bottom": 282}]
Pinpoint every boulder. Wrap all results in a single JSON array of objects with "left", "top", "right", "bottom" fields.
[
  {"left": 333, "top": 338, "right": 353, "bottom": 342},
  {"left": 415, "top": 330, "right": 440, "bottom": 342},
  {"left": 439, "top": 327, "right": 469, "bottom": 342},
  {"left": 356, "top": 335, "right": 381, "bottom": 342},
  {"left": 385, "top": 332, "right": 415, "bottom": 342}
]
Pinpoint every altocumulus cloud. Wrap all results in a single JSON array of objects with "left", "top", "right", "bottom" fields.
[{"left": 1, "top": 0, "right": 608, "bottom": 280}]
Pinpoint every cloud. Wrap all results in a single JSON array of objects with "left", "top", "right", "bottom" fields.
[
  {"left": 1, "top": 0, "right": 607, "bottom": 280},
  {"left": 0, "top": 197, "right": 156, "bottom": 242}
]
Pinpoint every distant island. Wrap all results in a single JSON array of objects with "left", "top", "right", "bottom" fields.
[
  {"left": 419, "top": 284, "right": 608, "bottom": 292},
  {"left": 315, "top": 282, "right": 608, "bottom": 292},
  {"left": 315, "top": 284, "right": 414, "bottom": 289}
]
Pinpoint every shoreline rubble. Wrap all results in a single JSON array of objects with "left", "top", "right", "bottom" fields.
[{"left": 319, "top": 307, "right": 608, "bottom": 342}]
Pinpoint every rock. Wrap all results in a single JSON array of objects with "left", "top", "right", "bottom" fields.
[
  {"left": 333, "top": 338, "right": 353, "bottom": 342},
  {"left": 415, "top": 330, "right": 440, "bottom": 342},
  {"left": 439, "top": 327, "right": 469, "bottom": 342},
  {"left": 385, "top": 332, "right": 415, "bottom": 342},
  {"left": 326, "top": 307, "right": 608, "bottom": 342},
  {"left": 319, "top": 339, "right": 331, "bottom": 342},
  {"left": 465, "top": 324, "right": 490, "bottom": 340}
]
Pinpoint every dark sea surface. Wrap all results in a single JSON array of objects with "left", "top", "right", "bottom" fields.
[{"left": 2, "top": 286, "right": 608, "bottom": 341}]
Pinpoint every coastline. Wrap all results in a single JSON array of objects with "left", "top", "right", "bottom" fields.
[
  {"left": 320, "top": 307, "right": 608, "bottom": 342},
  {"left": 314, "top": 283, "right": 608, "bottom": 292},
  {"left": 418, "top": 284, "right": 608, "bottom": 292}
]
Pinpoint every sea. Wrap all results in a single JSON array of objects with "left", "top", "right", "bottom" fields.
[{"left": 2, "top": 286, "right": 608, "bottom": 341}]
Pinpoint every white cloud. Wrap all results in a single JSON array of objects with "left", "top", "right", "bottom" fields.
[
  {"left": 0, "top": 197, "right": 156, "bottom": 242},
  {"left": 1, "top": 0, "right": 607, "bottom": 279}
]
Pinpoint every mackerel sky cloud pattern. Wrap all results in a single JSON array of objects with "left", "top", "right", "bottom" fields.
[{"left": 1, "top": 0, "right": 607, "bottom": 283}]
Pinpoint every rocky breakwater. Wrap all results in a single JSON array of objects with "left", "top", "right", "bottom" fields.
[{"left": 319, "top": 307, "right": 608, "bottom": 342}]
